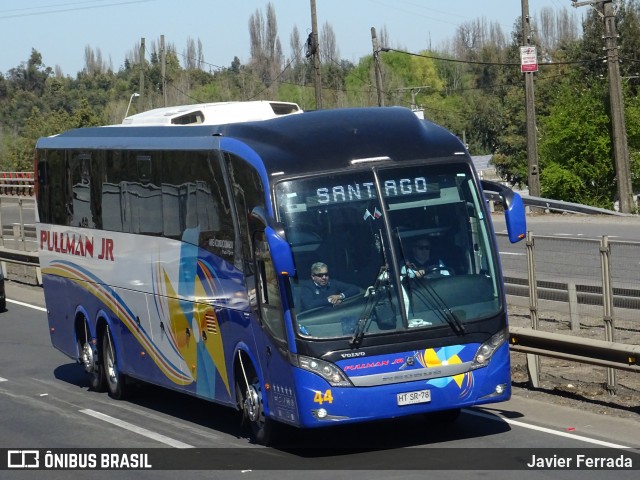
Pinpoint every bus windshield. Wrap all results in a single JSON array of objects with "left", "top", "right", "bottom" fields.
[{"left": 275, "top": 161, "right": 501, "bottom": 340}]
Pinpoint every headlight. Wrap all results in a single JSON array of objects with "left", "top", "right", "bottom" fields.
[
  {"left": 470, "top": 328, "right": 507, "bottom": 370},
  {"left": 292, "top": 354, "right": 352, "bottom": 387}
]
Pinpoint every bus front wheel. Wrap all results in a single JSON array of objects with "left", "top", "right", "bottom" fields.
[
  {"left": 237, "top": 375, "right": 277, "bottom": 446},
  {"left": 102, "top": 329, "right": 129, "bottom": 400}
]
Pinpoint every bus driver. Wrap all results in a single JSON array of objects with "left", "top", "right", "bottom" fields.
[
  {"left": 402, "top": 238, "right": 451, "bottom": 279},
  {"left": 298, "top": 262, "right": 359, "bottom": 312}
]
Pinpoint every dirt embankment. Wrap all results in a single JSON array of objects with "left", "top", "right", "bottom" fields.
[{"left": 508, "top": 309, "right": 640, "bottom": 422}]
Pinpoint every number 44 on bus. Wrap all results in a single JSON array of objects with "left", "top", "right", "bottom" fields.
[{"left": 35, "top": 101, "right": 526, "bottom": 445}]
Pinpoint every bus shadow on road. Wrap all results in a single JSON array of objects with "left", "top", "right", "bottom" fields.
[
  {"left": 53, "top": 363, "right": 513, "bottom": 450},
  {"left": 274, "top": 408, "right": 512, "bottom": 451},
  {"left": 53, "top": 363, "right": 92, "bottom": 389}
]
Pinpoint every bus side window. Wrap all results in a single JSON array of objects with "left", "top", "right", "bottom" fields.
[
  {"left": 38, "top": 150, "right": 68, "bottom": 225},
  {"left": 254, "top": 231, "right": 287, "bottom": 344},
  {"left": 69, "top": 153, "right": 95, "bottom": 228},
  {"left": 224, "top": 153, "right": 265, "bottom": 275}
]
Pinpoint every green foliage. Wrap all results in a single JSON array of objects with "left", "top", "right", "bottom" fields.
[
  {"left": 624, "top": 86, "right": 640, "bottom": 192},
  {"left": 538, "top": 162, "right": 588, "bottom": 201},
  {"left": 539, "top": 81, "right": 615, "bottom": 208}
]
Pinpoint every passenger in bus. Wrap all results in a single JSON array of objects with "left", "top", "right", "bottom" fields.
[
  {"left": 402, "top": 238, "right": 451, "bottom": 279},
  {"left": 298, "top": 262, "right": 360, "bottom": 311}
]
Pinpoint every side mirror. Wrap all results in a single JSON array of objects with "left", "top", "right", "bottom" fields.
[
  {"left": 481, "top": 180, "right": 526, "bottom": 243},
  {"left": 265, "top": 226, "right": 296, "bottom": 276},
  {"left": 251, "top": 206, "right": 296, "bottom": 276}
]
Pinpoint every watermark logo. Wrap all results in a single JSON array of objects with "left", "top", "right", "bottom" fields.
[{"left": 7, "top": 450, "right": 39, "bottom": 468}]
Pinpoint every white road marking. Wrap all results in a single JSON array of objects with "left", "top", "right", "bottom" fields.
[
  {"left": 7, "top": 299, "right": 47, "bottom": 312},
  {"left": 0, "top": 377, "right": 7, "bottom": 382},
  {"left": 466, "top": 409, "right": 630, "bottom": 449},
  {"left": 499, "top": 251, "right": 526, "bottom": 256},
  {"left": 80, "top": 409, "right": 195, "bottom": 449}
]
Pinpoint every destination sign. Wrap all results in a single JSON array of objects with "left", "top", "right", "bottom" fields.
[{"left": 314, "top": 177, "right": 438, "bottom": 205}]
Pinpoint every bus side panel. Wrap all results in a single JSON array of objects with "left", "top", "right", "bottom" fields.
[
  {"left": 38, "top": 224, "right": 253, "bottom": 406},
  {"left": 42, "top": 274, "right": 82, "bottom": 360},
  {"left": 251, "top": 319, "right": 300, "bottom": 426},
  {"left": 111, "top": 287, "right": 191, "bottom": 387}
]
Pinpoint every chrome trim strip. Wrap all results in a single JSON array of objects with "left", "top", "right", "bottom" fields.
[{"left": 349, "top": 362, "right": 472, "bottom": 387}]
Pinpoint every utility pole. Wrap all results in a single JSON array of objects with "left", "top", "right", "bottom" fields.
[
  {"left": 604, "top": 0, "right": 633, "bottom": 213},
  {"left": 371, "top": 27, "right": 385, "bottom": 107},
  {"left": 521, "top": 0, "right": 540, "bottom": 197},
  {"left": 310, "top": 0, "right": 322, "bottom": 109},
  {"left": 139, "top": 37, "right": 145, "bottom": 112},
  {"left": 161, "top": 35, "right": 167, "bottom": 107},
  {"left": 394, "top": 85, "right": 431, "bottom": 110},
  {"left": 573, "top": 1, "right": 633, "bottom": 212}
]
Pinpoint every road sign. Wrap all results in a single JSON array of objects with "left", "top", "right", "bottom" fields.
[{"left": 520, "top": 46, "right": 538, "bottom": 73}]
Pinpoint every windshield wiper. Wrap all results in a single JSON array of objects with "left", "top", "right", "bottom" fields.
[
  {"left": 410, "top": 278, "right": 466, "bottom": 335},
  {"left": 350, "top": 266, "right": 388, "bottom": 347}
]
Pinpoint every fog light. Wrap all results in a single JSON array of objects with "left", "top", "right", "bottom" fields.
[
  {"left": 495, "top": 383, "right": 506, "bottom": 394},
  {"left": 317, "top": 408, "right": 328, "bottom": 419}
]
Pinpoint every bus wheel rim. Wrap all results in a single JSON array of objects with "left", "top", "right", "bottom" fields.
[
  {"left": 245, "top": 386, "right": 260, "bottom": 422},
  {"left": 81, "top": 342, "right": 94, "bottom": 373},
  {"left": 106, "top": 343, "right": 117, "bottom": 384}
]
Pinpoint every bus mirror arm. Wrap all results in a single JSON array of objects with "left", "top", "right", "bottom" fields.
[
  {"left": 250, "top": 206, "right": 286, "bottom": 239},
  {"left": 481, "top": 180, "right": 527, "bottom": 244},
  {"left": 251, "top": 206, "right": 296, "bottom": 276}
]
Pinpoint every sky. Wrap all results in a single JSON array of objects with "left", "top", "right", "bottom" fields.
[{"left": 0, "top": 0, "right": 582, "bottom": 77}]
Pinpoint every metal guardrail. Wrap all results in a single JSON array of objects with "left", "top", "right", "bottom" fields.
[
  {"left": 0, "top": 245, "right": 41, "bottom": 284},
  {"left": 505, "top": 275, "right": 640, "bottom": 331},
  {"left": 509, "top": 326, "right": 640, "bottom": 373},
  {"left": 0, "top": 246, "right": 39, "bottom": 266},
  {"left": 484, "top": 190, "right": 628, "bottom": 216},
  {"left": 0, "top": 172, "right": 34, "bottom": 196}
]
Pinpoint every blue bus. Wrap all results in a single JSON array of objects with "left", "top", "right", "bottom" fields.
[{"left": 35, "top": 103, "right": 525, "bottom": 445}]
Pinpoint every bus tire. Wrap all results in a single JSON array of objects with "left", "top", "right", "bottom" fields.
[
  {"left": 83, "top": 342, "right": 106, "bottom": 393},
  {"left": 237, "top": 374, "right": 278, "bottom": 446},
  {"left": 102, "top": 328, "right": 128, "bottom": 400},
  {"left": 78, "top": 321, "right": 106, "bottom": 392}
]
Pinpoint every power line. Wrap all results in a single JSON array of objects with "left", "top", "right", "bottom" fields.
[
  {"left": 0, "top": 0, "right": 117, "bottom": 14},
  {"left": 384, "top": 46, "right": 601, "bottom": 67},
  {"left": 0, "top": 0, "right": 156, "bottom": 19}
]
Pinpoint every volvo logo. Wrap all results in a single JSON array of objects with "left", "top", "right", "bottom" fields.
[{"left": 340, "top": 351, "right": 365, "bottom": 358}]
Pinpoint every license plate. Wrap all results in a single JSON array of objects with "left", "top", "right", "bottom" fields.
[{"left": 397, "top": 388, "right": 431, "bottom": 406}]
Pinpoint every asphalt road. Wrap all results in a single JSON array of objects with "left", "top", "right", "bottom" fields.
[{"left": 0, "top": 282, "right": 638, "bottom": 479}]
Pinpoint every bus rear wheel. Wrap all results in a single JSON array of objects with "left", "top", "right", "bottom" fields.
[
  {"left": 78, "top": 338, "right": 107, "bottom": 392},
  {"left": 78, "top": 321, "right": 105, "bottom": 392},
  {"left": 102, "top": 328, "right": 128, "bottom": 400}
]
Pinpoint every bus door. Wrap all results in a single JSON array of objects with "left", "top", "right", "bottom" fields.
[
  {"left": 224, "top": 153, "right": 298, "bottom": 425},
  {"left": 252, "top": 231, "right": 299, "bottom": 425}
]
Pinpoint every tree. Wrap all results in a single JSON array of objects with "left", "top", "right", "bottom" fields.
[
  {"left": 183, "top": 37, "right": 204, "bottom": 70},
  {"left": 617, "top": 0, "right": 640, "bottom": 86},
  {"left": 539, "top": 81, "right": 615, "bottom": 208},
  {"left": 6, "top": 49, "right": 52, "bottom": 96},
  {"left": 83, "top": 46, "right": 112, "bottom": 75},
  {"left": 248, "top": 2, "right": 283, "bottom": 88}
]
